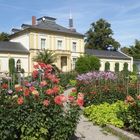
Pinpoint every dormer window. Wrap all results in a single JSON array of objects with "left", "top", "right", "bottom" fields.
[{"left": 37, "top": 16, "right": 56, "bottom": 24}]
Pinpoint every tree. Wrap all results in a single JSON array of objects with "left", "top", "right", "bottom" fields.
[
  {"left": 85, "top": 19, "right": 120, "bottom": 50},
  {"left": 33, "top": 50, "right": 56, "bottom": 64},
  {"left": 0, "top": 32, "right": 9, "bottom": 41},
  {"left": 121, "top": 40, "right": 140, "bottom": 59},
  {"left": 75, "top": 55, "right": 100, "bottom": 74}
]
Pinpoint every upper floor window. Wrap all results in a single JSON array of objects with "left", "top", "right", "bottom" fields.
[
  {"left": 16, "top": 59, "right": 21, "bottom": 72},
  {"left": 57, "top": 40, "right": 63, "bottom": 49},
  {"left": 41, "top": 38, "right": 46, "bottom": 49},
  {"left": 72, "top": 42, "right": 76, "bottom": 52}
]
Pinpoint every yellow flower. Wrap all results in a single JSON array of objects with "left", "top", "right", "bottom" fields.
[
  {"left": 14, "top": 84, "right": 20, "bottom": 88},
  {"left": 32, "top": 90, "right": 39, "bottom": 95}
]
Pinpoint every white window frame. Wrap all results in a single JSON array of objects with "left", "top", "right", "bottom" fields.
[
  {"left": 39, "top": 34, "right": 47, "bottom": 50},
  {"left": 41, "top": 38, "right": 46, "bottom": 50},
  {"left": 72, "top": 57, "right": 77, "bottom": 69},
  {"left": 72, "top": 42, "right": 77, "bottom": 52},
  {"left": 57, "top": 39, "right": 63, "bottom": 50}
]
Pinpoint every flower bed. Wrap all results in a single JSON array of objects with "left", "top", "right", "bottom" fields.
[
  {"left": 76, "top": 71, "right": 137, "bottom": 106},
  {"left": 0, "top": 63, "right": 83, "bottom": 140},
  {"left": 118, "top": 95, "right": 140, "bottom": 134}
]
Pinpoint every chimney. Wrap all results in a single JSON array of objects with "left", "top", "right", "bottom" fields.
[{"left": 32, "top": 16, "right": 36, "bottom": 25}]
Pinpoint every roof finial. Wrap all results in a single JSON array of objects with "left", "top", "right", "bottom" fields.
[{"left": 69, "top": 9, "right": 73, "bottom": 29}]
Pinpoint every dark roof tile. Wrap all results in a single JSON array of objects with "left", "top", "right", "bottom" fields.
[
  {"left": 0, "top": 41, "right": 29, "bottom": 54},
  {"left": 85, "top": 49, "right": 131, "bottom": 60}
]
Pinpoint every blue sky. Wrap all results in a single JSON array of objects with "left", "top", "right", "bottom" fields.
[{"left": 0, "top": 0, "right": 140, "bottom": 47}]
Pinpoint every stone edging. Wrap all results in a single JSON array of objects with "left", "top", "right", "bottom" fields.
[{"left": 106, "top": 125, "right": 140, "bottom": 140}]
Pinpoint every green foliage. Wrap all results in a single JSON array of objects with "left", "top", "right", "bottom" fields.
[
  {"left": 105, "top": 62, "right": 110, "bottom": 71},
  {"left": 77, "top": 82, "right": 127, "bottom": 106},
  {"left": 85, "top": 18, "right": 120, "bottom": 50},
  {"left": 123, "top": 62, "right": 129, "bottom": 77},
  {"left": 118, "top": 96, "right": 140, "bottom": 133},
  {"left": 0, "top": 32, "right": 9, "bottom": 41},
  {"left": 76, "top": 71, "right": 137, "bottom": 106},
  {"left": 121, "top": 40, "right": 140, "bottom": 59},
  {"left": 115, "top": 63, "right": 119, "bottom": 72},
  {"left": 133, "top": 64, "right": 138, "bottom": 74},
  {"left": 75, "top": 55, "right": 100, "bottom": 74},
  {"left": 0, "top": 63, "right": 81, "bottom": 140},
  {"left": 33, "top": 50, "right": 56, "bottom": 65},
  {"left": 8, "top": 57, "right": 15, "bottom": 75},
  {"left": 69, "top": 80, "right": 77, "bottom": 87},
  {"left": 84, "top": 101, "right": 127, "bottom": 128},
  {"left": 59, "top": 71, "right": 77, "bottom": 88},
  {"left": 129, "top": 74, "right": 137, "bottom": 83}
]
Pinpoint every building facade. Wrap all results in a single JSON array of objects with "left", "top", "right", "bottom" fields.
[
  {"left": 0, "top": 42, "right": 29, "bottom": 74},
  {"left": 9, "top": 16, "right": 84, "bottom": 73},
  {"left": 85, "top": 49, "right": 133, "bottom": 72}
]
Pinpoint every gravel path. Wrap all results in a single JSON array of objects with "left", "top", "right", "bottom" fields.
[{"left": 64, "top": 88, "right": 120, "bottom": 140}]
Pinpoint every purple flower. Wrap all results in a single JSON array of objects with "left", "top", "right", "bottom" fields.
[{"left": 77, "top": 71, "right": 117, "bottom": 83}]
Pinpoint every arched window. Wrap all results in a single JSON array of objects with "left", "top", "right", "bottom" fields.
[{"left": 16, "top": 59, "right": 21, "bottom": 72}]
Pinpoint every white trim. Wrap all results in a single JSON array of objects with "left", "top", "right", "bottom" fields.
[
  {"left": 38, "top": 34, "right": 47, "bottom": 49},
  {"left": 56, "top": 39, "right": 64, "bottom": 50}
]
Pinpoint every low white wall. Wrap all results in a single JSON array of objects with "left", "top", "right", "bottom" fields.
[
  {"left": 0, "top": 53, "right": 29, "bottom": 73},
  {"left": 100, "top": 58, "right": 133, "bottom": 72}
]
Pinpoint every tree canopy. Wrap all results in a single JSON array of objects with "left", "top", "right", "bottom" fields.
[
  {"left": 121, "top": 40, "right": 140, "bottom": 59},
  {"left": 0, "top": 32, "right": 9, "bottom": 41},
  {"left": 85, "top": 19, "right": 120, "bottom": 50}
]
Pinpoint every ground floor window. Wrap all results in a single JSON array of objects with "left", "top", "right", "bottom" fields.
[
  {"left": 16, "top": 59, "right": 21, "bottom": 72},
  {"left": 72, "top": 58, "right": 77, "bottom": 70}
]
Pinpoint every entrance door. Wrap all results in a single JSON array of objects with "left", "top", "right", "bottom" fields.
[{"left": 61, "top": 56, "right": 67, "bottom": 72}]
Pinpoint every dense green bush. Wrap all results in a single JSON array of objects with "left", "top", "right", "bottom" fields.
[
  {"left": 133, "top": 64, "right": 138, "bottom": 74},
  {"left": 75, "top": 55, "right": 100, "bottom": 74},
  {"left": 0, "top": 63, "right": 82, "bottom": 140},
  {"left": 123, "top": 62, "right": 129, "bottom": 76},
  {"left": 118, "top": 95, "right": 140, "bottom": 133},
  {"left": 115, "top": 62, "right": 119, "bottom": 73},
  {"left": 84, "top": 101, "right": 127, "bottom": 128},
  {"left": 59, "top": 71, "right": 77, "bottom": 88},
  {"left": 105, "top": 62, "right": 110, "bottom": 71},
  {"left": 9, "top": 57, "right": 15, "bottom": 76}
]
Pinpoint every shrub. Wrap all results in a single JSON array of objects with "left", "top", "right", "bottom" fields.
[
  {"left": 115, "top": 62, "right": 119, "bottom": 73},
  {"left": 133, "top": 64, "right": 138, "bottom": 74},
  {"left": 59, "top": 71, "right": 77, "bottom": 88},
  {"left": 9, "top": 57, "right": 15, "bottom": 76},
  {"left": 105, "top": 61, "right": 110, "bottom": 71},
  {"left": 118, "top": 95, "right": 140, "bottom": 133},
  {"left": 0, "top": 63, "right": 83, "bottom": 140},
  {"left": 123, "top": 62, "right": 129, "bottom": 76},
  {"left": 75, "top": 55, "right": 100, "bottom": 74},
  {"left": 84, "top": 101, "right": 127, "bottom": 128}
]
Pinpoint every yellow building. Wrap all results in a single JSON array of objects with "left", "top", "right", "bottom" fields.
[{"left": 10, "top": 16, "right": 84, "bottom": 72}]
